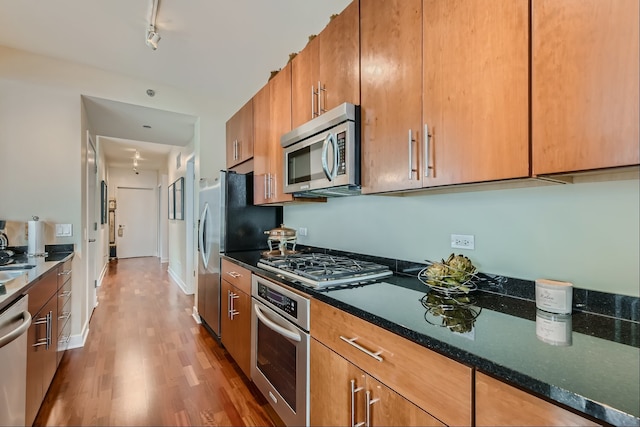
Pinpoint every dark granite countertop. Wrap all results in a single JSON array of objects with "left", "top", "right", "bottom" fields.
[
  {"left": 223, "top": 249, "right": 640, "bottom": 427},
  {"left": 0, "top": 245, "right": 74, "bottom": 312}
]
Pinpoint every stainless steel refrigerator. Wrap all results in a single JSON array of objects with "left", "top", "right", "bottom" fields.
[{"left": 197, "top": 170, "right": 282, "bottom": 338}]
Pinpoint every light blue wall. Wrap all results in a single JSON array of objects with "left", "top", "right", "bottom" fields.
[{"left": 284, "top": 178, "right": 640, "bottom": 297}]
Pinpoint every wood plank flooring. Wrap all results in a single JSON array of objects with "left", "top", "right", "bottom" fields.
[{"left": 35, "top": 257, "right": 278, "bottom": 426}]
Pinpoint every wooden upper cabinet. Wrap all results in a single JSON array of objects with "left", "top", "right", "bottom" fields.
[
  {"left": 253, "top": 83, "right": 271, "bottom": 205},
  {"left": 226, "top": 98, "right": 254, "bottom": 169},
  {"left": 532, "top": 0, "right": 639, "bottom": 175},
  {"left": 476, "top": 372, "right": 601, "bottom": 427},
  {"left": 291, "top": 0, "right": 360, "bottom": 129},
  {"left": 422, "top": 0, "right": 529, "bottom": 187},
  {"left": 254, "top": 64, "right": 294, "bottom": 205},
  {"left": 360, "top": 0, "right": 424, "bottom": 194},
  {"left": 268, "top": 64, "right": 294, "bottom": 203}
]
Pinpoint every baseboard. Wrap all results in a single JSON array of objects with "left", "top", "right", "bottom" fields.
[
  {"left": 67, "top": 319, "right": 90, "bottom": 349},
  {"left": 97, "top": 262, "right": 108, "bottom": 287},
  {"left": 167, "top": 265, "right": 192, "bottom": 295},
  {"left": 192, "top": 305, "right": 202, "bottom": 324}
]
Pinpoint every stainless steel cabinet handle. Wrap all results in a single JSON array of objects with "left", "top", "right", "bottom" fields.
[
  {"left": 88, "top": 239, "right": 96, "bottom": 243},
  {"left": 350, "top": 379, "right": 364, "bottom": 427},
  {"left": 340, "top": 336, "right": 384, "bottom": 362},
  {"left": 266, "top": 174, "right": 273, "bottom": 199},
  {"left": 318, "top": 81, "right": 326, "bottom": 114},
  {"left": 365, "top": 390, "right": 380, "bottom": 427},
  {"left": 311, "top": 85, "right": 317, "bottom": 118},
  {"left": 264, "top": 174, "right": 269, "bottom": 200},
  {"left": 59, "top": 290, "right": 72, "bottom": 298},
  {"left": 424, "top": 123, "right": 432, "bottom": 177},
  {"left": 408, "top": 129, "right": 418, "bottom": 180},
  {"left": 229, "top": 292, "right": 239, "bottom": 319},
  {"left": 0, "top": 310, "right": 31, "bottom": 348},
  {"left": 58, "top": 270, "right": 72, "bottom": 276},
  {"left": 227, "top": 271, "right": 241, "bottom": 278},
  {"left": 58, "top": 311, "right": 71, "bottom": 321}
]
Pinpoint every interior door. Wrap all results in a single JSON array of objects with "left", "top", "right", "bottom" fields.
[{"left": 116, "top": 187, "right": 157, "bottom": 258}]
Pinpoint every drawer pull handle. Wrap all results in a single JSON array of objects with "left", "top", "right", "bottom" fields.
[
  {"left": 340, "top": 336, "right": 383, "bottom": 362},
  {"left": 227, "top": 271, "right": 241, "bottom": 278}
]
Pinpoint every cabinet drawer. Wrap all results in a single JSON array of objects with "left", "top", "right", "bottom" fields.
[
  {"left": 311, "top": 299, "right": 472, "bottom": 427},
  {"left": 28, "top": 269, "right": 58, "bottom": 313},
  {"left": 57, "top": 259, "right": 72, "bottom": 288},
  {"left": 57, "top": 278, "right": 72, "bottom": 313},
  {"left": 221, "top": 259, "right": 251, "bottom": 295}
]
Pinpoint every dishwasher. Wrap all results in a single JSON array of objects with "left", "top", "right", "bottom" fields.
[{"left": 0, "top": 295, "right": 31, "bottom": 426}]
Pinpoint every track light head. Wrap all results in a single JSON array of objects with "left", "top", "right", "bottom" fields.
[{"left": 146, "top": 27, "right": 161, "bottom": 50}]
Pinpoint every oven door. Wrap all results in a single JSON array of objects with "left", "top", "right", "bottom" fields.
[
  {"left": 283, "top": 120, "right": 355, "bottom": 194},
  {"left": 251, "top": 299, "right": 309, "bottom": 427}
]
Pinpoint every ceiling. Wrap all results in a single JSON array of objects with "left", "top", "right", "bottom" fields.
[{"left": 0, "top": 0, "right": 352, "bottom": 171}]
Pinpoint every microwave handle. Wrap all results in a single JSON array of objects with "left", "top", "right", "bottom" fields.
[{"left": 321, "top": 133, "right": 338, "bottom": 181}]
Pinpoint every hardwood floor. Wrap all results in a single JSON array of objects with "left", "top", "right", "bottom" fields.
[{"left": 35, "top": 257, "right": 278, "bottom": 426}]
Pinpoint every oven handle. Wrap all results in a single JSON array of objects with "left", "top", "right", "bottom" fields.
[{"left": 253, "top": 304, "right": 302, "bottom": 342}]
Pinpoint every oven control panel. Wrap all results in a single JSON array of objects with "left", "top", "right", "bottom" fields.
[{"left": 257, "top": 282, "right": 298, "bottom": 318}]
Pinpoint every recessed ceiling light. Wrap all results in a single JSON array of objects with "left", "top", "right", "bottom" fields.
[{"left": 143, "top": 125, "right": 152, "bottom": 129}]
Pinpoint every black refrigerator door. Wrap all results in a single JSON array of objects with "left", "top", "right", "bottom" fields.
[{"left": 222, "top": 172, "right": 283, "bottom": 252}]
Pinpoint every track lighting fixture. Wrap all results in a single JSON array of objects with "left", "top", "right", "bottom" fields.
[
  {"left": 146, "top": 26, "right": 161, "bottom": 50},
  {"left": 145, "top": 0, "right": 161, "bottom": 50}
]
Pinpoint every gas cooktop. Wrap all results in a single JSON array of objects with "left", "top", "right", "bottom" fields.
[{"left": 258, "top": 253, "right": 393, "bottom": 289}]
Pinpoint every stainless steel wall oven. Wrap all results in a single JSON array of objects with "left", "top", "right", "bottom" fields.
[{"left": 250, "top": 274, "right": 309, "bottom": 426}]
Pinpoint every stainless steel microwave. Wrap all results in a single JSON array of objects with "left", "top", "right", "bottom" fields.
[{"left": 281, "top": 103, "right": 361, "bottom": 197}]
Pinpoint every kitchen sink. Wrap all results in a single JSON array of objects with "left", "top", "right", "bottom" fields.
[
  {"left": 0, "top": 270, "right": 27, "bottom": 283},
  {"left": 0, "top": 263, "right": 35, "bottom": 271}
]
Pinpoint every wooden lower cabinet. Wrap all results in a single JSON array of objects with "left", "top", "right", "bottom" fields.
[
  {"left": 220, "top": 279, "right": 252, "bottom": 378},
  {"left": 475, "top": 372, "right": 601, "bottom": 427},
  {"left": 310, "top": 339, "right": 443, "bottom": 427},
  {"left": 25, "top": 269, "right": 59, "bottom": 426},
  {"left": 311, "top": 299, "right": 472, "bottom": 426}
]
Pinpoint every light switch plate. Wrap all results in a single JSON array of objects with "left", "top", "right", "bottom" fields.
[{"left": 56, "top": 223, "right": 73, "bottom": 237}]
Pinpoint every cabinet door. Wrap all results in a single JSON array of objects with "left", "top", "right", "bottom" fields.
[
  {"left": 310, "top": 338, "right": 367, "bottom": 426},
  {"left": 366, "top": 376, "right": 444, "bottom": 427},
  {"left": 360, "top": 0, "right": 424, "bottom": 194},
  {"left": 310, "top": 339, "right": 444, "bottom": 427},
  {"left": 318, "top": 0, "right": 360, "bottom": 114},
  {"left": 532, "top": 0, "right": 639, "bottom": 175},
  {"left": 253, "top": 83, "right": 271, "bottom": 205},
  {"left": 476, "top": 372, "right": 601, "bottom": 427},
  {"left": 291, "top": 35, "right": 320, "bottom": 128},
  {"left": 220, "top": 280, "right": 252, "bottom": 378},
  {"left": 422, "top": 0, "right": 529, "bottom": 187},
  {"left": 268, "top": 64, "right": 294, "bottom": 203},
  {"left": 226, "top": 98, "right": 254, "bottom": 168}
]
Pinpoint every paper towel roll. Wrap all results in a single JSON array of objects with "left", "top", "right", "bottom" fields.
[{"left": 28, "top": 219, "right": 45, "bottom": 256}]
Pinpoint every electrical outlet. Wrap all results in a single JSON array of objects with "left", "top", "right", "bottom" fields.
[
  {"left": 298, "top": 227, "right": 308, "bottom": 237},
  {"left": 451, "top": 234, "right": 475, "bottom": 250}
]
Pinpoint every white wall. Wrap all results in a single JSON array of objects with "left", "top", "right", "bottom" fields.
[
  {"left": 167, "top": 142, "right": 196, "bottom": 294},
  {"left": 285, "top": 177, "right": 640, "bottom": 297}
]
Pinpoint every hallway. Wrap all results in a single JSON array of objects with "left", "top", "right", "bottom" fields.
[{"left": 35, "top": 257, "right": 277, "bottom": 426}]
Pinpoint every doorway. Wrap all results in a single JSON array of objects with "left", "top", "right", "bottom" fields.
[
  {"left": 86, "top": 132, "right": 98, "bottom": 312},
  {"left": 115, "top": 187, "right": 157, "bottom": 258}
]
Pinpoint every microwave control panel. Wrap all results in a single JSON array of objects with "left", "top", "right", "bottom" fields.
[
  {"left": 258, "top": 282, "right": 298, "bottom": 318},
  {"left": 336, "top": 131, "right": 346, "bottom": 176}
]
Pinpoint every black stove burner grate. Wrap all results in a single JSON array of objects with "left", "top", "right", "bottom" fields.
[{"left": 259, "top": 253, "right": 393, "bottom": 286}]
